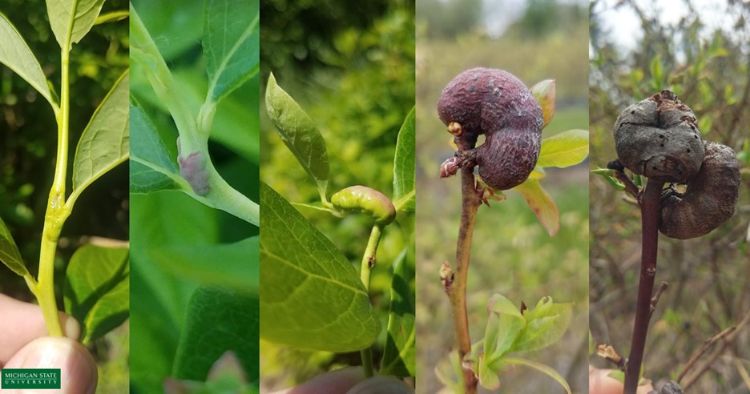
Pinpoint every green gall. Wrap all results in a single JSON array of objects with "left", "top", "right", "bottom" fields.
[{"left": 331, "top": 185, "right": 396, "bottom": 225}]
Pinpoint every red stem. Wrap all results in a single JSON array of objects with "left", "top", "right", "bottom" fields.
[{"left": 624, "top": 178, "right": 664, "bottom": 393}]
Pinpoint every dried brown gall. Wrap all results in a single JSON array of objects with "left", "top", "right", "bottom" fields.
[
  {"left": 613, "top": 90, "right": 704, "bottom": 183},
  {"left": 659, "top": 142, "right": 740, "bottom": 239},
  {"left": 437, "top": 68, "right": 543, "bottom": 190}
]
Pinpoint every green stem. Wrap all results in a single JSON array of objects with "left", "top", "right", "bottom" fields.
[
  {"left": 35, "top": 47, "right": 73, "bottom": 337},
  {"left": 201, "top": 162, "right": 260, "bottom": 226},
  {"left": 359, "top": 225, "right": 383, "bottom": 378},
  {"left": 37, "top": 222, "right": 64, "bottom": 337}
]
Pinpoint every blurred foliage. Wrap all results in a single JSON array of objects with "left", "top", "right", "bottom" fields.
[
  {"left": 416, "top": 0, "right": 482, "bottom": 39},
  {"left": 590, "top": 1, "right": 750, "bottom": 392},
  {"left": 259, "top": 0, "right": 415, "bottom": 389},
  {"left": 0, "top": 0, "right": 129, "bottom": 392},
  {"left": 416, "top": 1, "right": 589, "bottom": 393},
  {"left": 417, "top": 0, "right": 585, "bottom": 39},
  {"left": 261, "top": 0, "right": 397, "bottom": 78}
]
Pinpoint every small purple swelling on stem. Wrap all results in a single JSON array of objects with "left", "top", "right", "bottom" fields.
[{"left": 179, "top": 151, "right": 211, "bottom": 196}]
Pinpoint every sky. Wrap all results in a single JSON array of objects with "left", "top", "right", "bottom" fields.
[
  {"left": 593, "top": 0, "right": 748, "bottom": 53},
  {"left": 481, "top": 0, "right": 588, "bottom": 37}
]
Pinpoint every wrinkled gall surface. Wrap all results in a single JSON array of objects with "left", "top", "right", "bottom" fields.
[
  {"left": 660, "top": 142, "right": 740, "bottom": 239},
  {"left": 614, "top": 90, "right": 740, "bottom": 239},
  {"left": 438, "top": 68, "right": 543, "bottom": 190},
  {"left": 614, "top": 90, "right": 705, "bottom": 183}
]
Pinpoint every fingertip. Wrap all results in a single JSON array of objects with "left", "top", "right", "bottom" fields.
[
  {"left": 3, "top": 337, "right": 97, "bottom": 394},
  {"left": 347, "top": 376, "right": 413, "bottom": 394},
  {"left": 278, "top": 367, "right": 365, "bottom": 394},
  {"left": 60, "top": 313, "right": 81, "bottom": 340}
]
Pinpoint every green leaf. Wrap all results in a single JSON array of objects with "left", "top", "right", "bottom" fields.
[
  {"left": 530, "top": 79, "right": 555, "bottom": 127},
  {"left": 150, "top": 237, "right": 258, "bottom": 293},
  {"left": 650, "top": 55, "right": 664, "bottom": 90},
  {"left": 393, "top": 107, "right": 415, "bottom": 212},
  {"left": 0, "top": 13, "right": 55, "bottom": 108},
  {"left": 63, "top": 243, "right": 129, "bottom": 345},
  {"left": 71, "top": 70, "right": 130, "bottom": 200},
  {"left": 174, "top": 287, "right": 259, "bottom": 384},
  {"left": 45, "top": 0, "right": 105, "bottom": 48},
  {"left": 259, "top": 183, "right": 378, "bottom": 352},
  {"left": 131, "top": 5, "right": 198, "bottom": 148},
  {"left": 435, "top": 351, "right": 464, "bottom": 394},
  {"left": 94, "top": 10, "right": 128, "bottom": 25},
  {"left": 501, "top": 357, "right": 571, "bottom": 394},
  {"left": 512, "top": 297, "right": 572, "bottom": 353},
  {"left": 129, "top": 103, "right": 183, "bottom": 193},
  {"left": 514, "top": 179, "right": 559, "bottom": 236},
  {"left": 591, "top": 168, "right": 625, "bottom": 191},
  {"left": 203, "top": 0, "right": 259, "bottom": 103},
  {"left": 477, "top": 354, "right": 501, "bottom": 390},
  {"left": 483, "top": 294, "right": 525, "bottom": 363},
  {"left": 380, "top": 249, "right": 416, "bottom": 377},
  {"left": 0, "top": 216, "right": 30, "bottom": 278},
  {"left": 537, "top": 129, "right": 589, "bottom": 168},
  {"left": 265, "top": 74, "right": 329, "bottom": 200}
]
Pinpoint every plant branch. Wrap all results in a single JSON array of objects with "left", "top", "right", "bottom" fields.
[
  {"left": 445, "top": 137, "right": 481, "bottom": 393},
  {"left": 678, "top": 310, "right": 750, "bottom": 389},
  {"left": 359, "top": 225, "right": 383, "bottom": 378},
  {"left": 624, "top": 178, "right": 664, "bottom": 393}
]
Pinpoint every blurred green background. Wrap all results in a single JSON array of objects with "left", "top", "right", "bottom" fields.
[
  {"left": 590, "top": 0, "right": 750, "bottom": 392},
  {"left": 416, "top": 0, "right": 589, "bottom": 392},
  {"left": 0, "top": 0, "right": 129, "bottom": 392},
  {"left": 259, "top": 0, "right": 415, "bottom": 389}
]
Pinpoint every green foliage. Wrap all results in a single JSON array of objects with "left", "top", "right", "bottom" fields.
[
  {"left": 203, "top": 0, "right": 259, "bottom": 104},
  {"left": 265, "top": 74, "right": 329, "bottom": 199},
  {"left": 0, "top": 216, "right": 29, "bottom": 278},
  {"left": 515, "top": 128, "right": 590, "bottom": 236},
  {"left": 174, "top": 287, "right": 259, "bottom": 383},
  {"left": 129, "top": 102, "right": 182, "bottom": 192},
  {"left": 416, "top": 0, "right": 482, "bottom": 39},
  {"left": 0, "top": 13, "right": 55, "bottom": 107},
  {"left": 45, "top": 0, "right": 105, "bottom": 48},
  {"left": 437, "top": 295, "right": 573, "bottom": 393},
  {"left": 478, "top": 295, "right": 572, "bottom": 391},
  {"left": 393, "top": 107, "right": 416, "bottom": 212},
  {"left": 63, "top": 243, "right": 129, "bottom": 345},
  {"left": 131, "top": 0, "right": 259, "bottom": 224},
  {"left": 260, "top": 184, "right": 380, "bottom": 352},
  {"left": 381, "top": 249, "right": 416, "bottom": 377},
  {"left": 129, "top": 0, "right": 260, "bottom": 391},
  {"left": 536, "top": 129, "right": 589, "bottom": 168},
  {"left": 260, "top": 7, "right": 415, "bottom": 381},
  {"left": 71, "top": 70, "right": 130, "bottom": 198},
  {"left": 1, "top": 0, "right": 129, "bottom": 388}
]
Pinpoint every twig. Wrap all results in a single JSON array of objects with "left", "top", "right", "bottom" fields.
[
  {"left": 596, "top": 344, "right": 626, "bottom": 370},
  {"left": 649, "top": 281, "right": 669, "bottom": 319},
  {"left": 607, "top": 160, "right": 640, "bottom": 199},
  {"left": 358, "top": 225, "right": 383, "bottom": 378},
  {"left": 624, "top": 178, "right": 665, "bottom": 393},
  {"left": 678, "top": 311, "right": 750, "bottom": 389},
  {"left": 444, "top": 136, "right": 481, "bottom": 394}
]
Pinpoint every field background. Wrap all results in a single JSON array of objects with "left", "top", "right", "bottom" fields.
[
  {"left": 590, "top": 1, "right": 750, "bottom": 392},
  {"left": 416, "top": 0, "right": 590, "bottom": 392}
]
